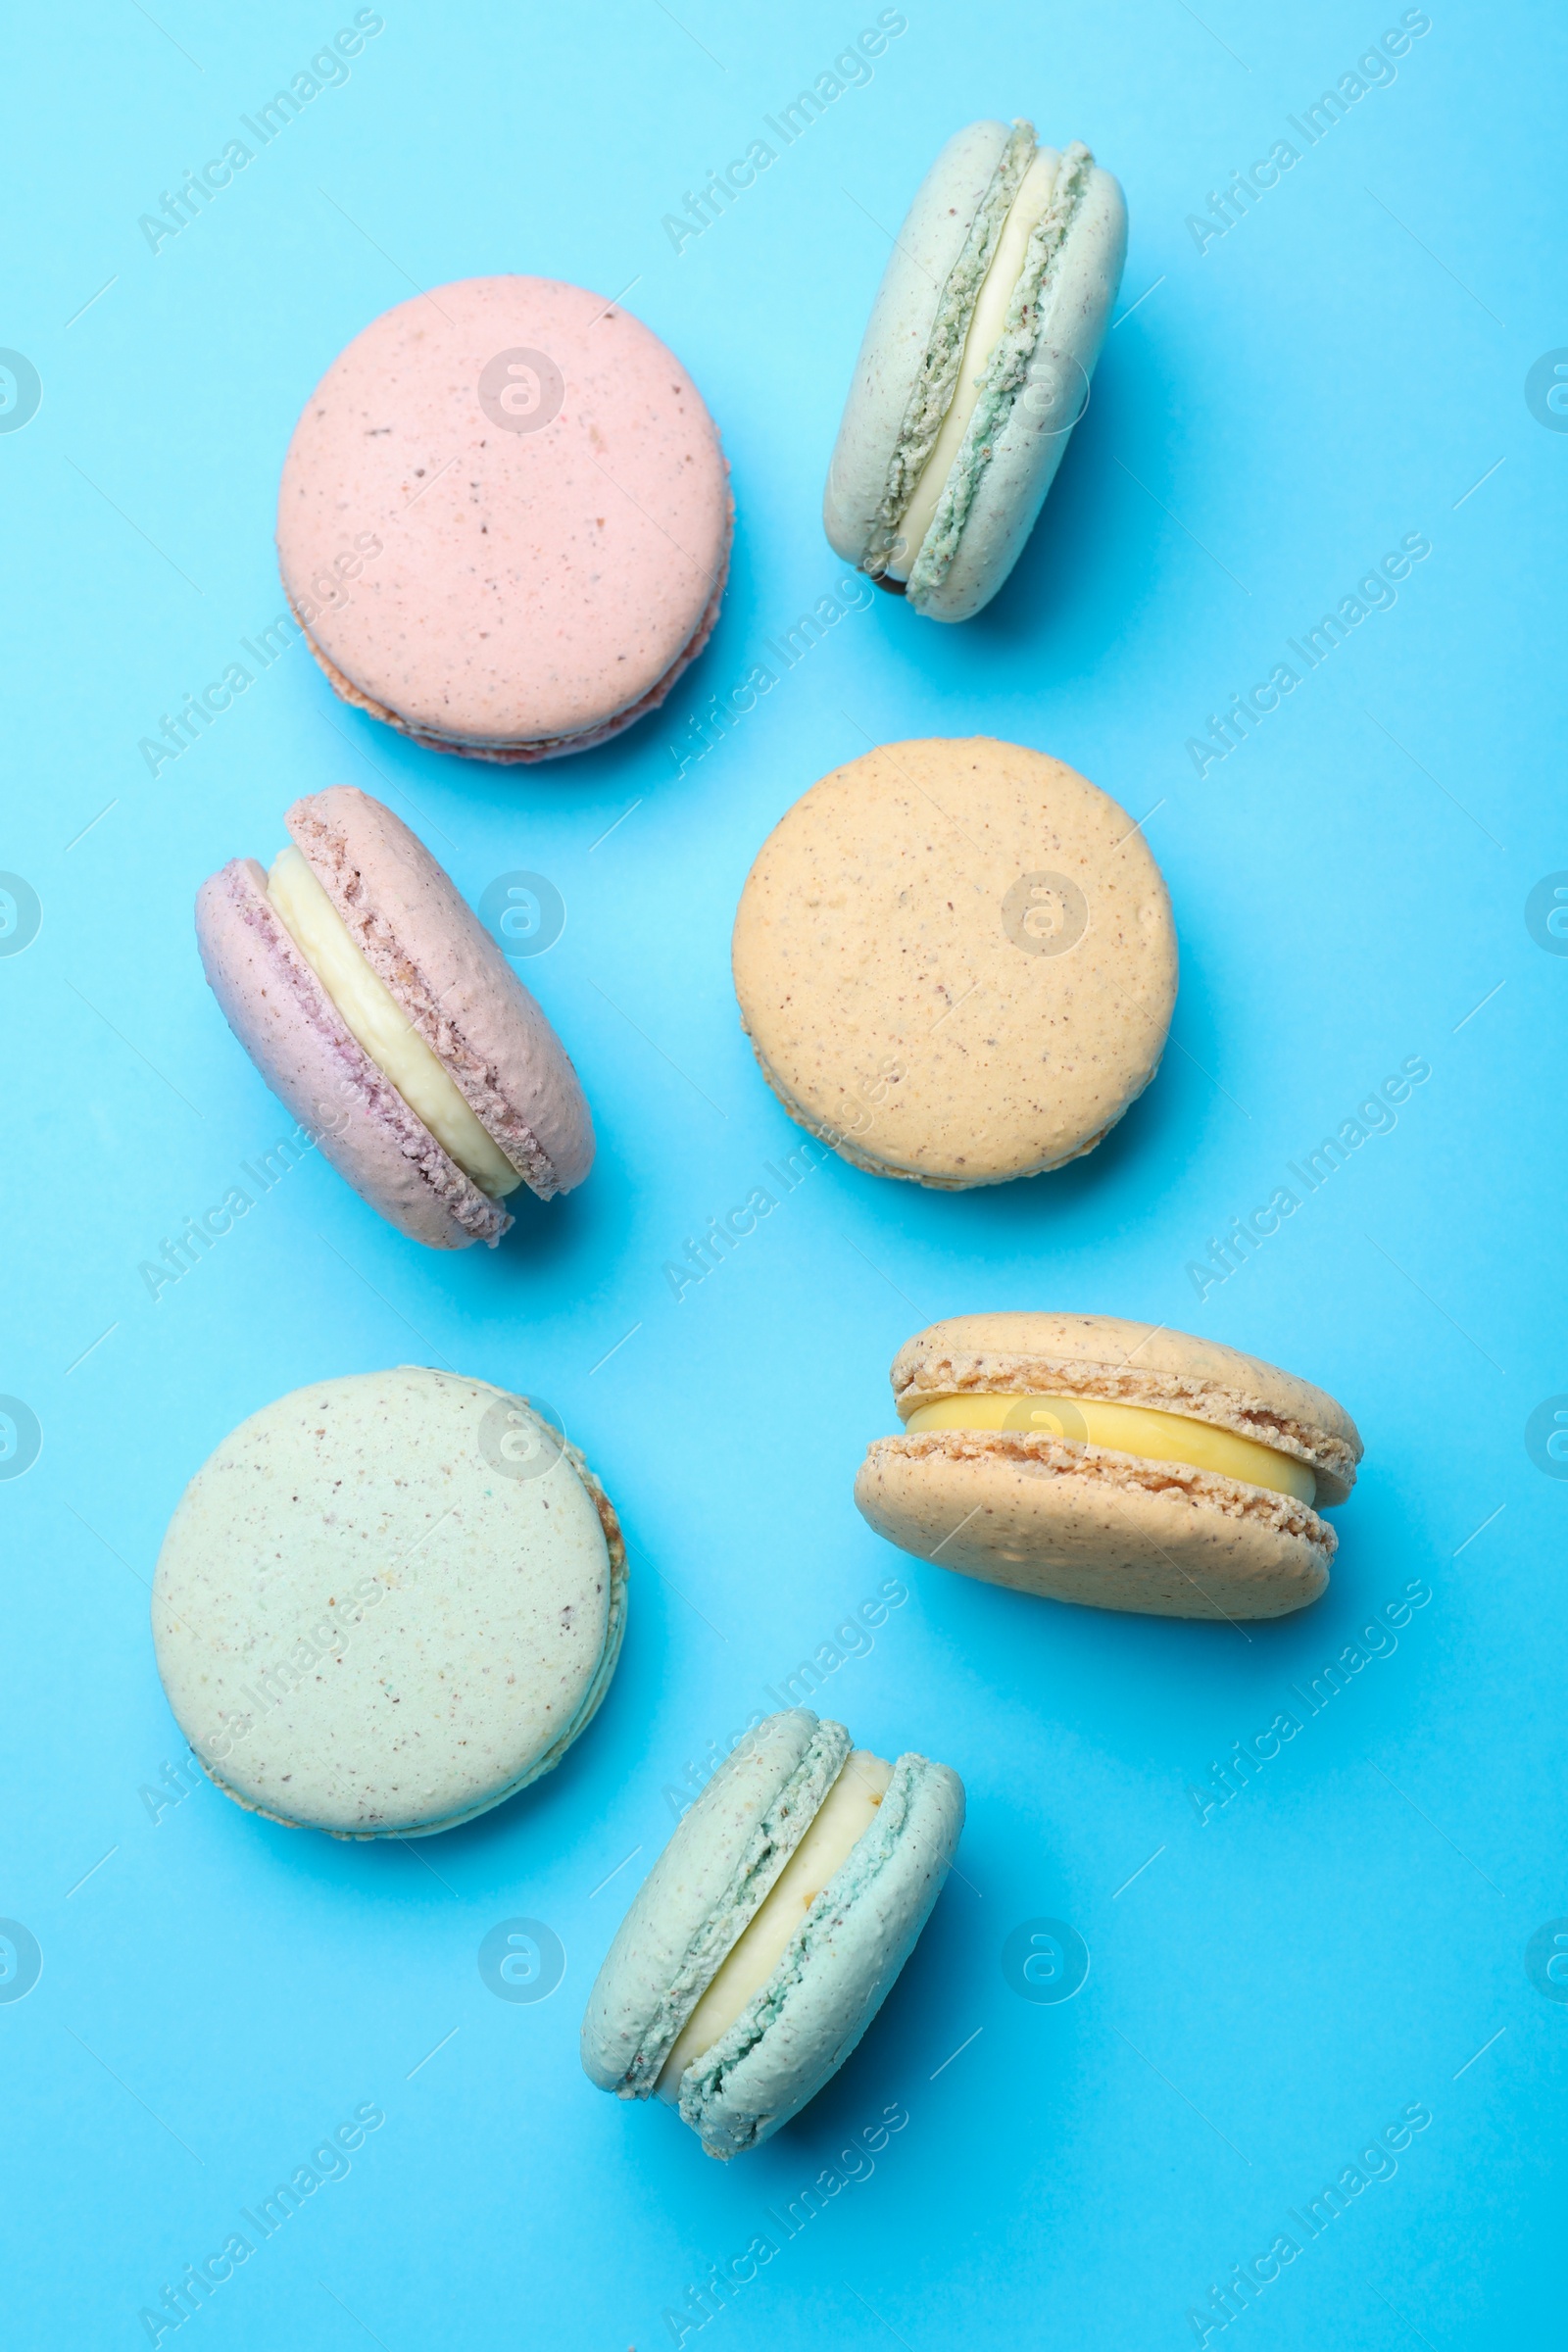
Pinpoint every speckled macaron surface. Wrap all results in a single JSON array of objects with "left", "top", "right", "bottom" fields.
[
  {"left": 152, "top": 1369, "right": 626, "bottom": 1837},
  {"left": 583, "top": 1710, "right": 964, "bottom": 2158},
  {"left": 856, "top": 1312, "right": 1363, "bottom": 1621},
  {"left": 276, "top": 275, "right": 732, "bottom": 760},
  {"left": 731, "top": 738, "right": 1178, "bottom": 1188}
]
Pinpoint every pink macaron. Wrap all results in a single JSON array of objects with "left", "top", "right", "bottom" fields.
[
  {"left": 276, "top": 276, "right": 732, "bottom": 760},
  {"left": 196, "top": 786, "right": 593, "bottom": 1250}
]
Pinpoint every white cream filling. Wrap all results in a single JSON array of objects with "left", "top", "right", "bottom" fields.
[
  {"left": 886, "top": 144, "right": 1062, "bottom": 583},
  {"left": 657, "top": 1749, "right": 893, "bottom": 2100},
  {"left": 267, "top": 844, "right": 520, "bottom": 1199}
]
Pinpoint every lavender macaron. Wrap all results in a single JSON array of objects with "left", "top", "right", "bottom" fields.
[{"left": 196, "top": 785, "right": 593, "bottom": 1249}]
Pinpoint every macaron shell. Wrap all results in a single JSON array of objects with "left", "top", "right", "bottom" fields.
[
  {"left": 678, "top": 1753, "right": 964, "bottom": 2158},
  {"left": 891, "top": 1311, "right": 1361, "bottom": 1500},
  {"left": 856, "top": 1433, "right": 1333, "bottom": 1619},
  {"left": 731, "top": 738, "right": 1178, "bottom": 1187},
  {"left": 293, "top": 567, "right": 728, "bottom": 765},
  {"left": 289, "top": 786, "right": 593, "bottom": 1196},
  {"left": 195, "top": 856, "right": 506, "bottom": 1250},
  {"left": 152, "top": 1370, "right": 627, "bottom": 1837},
  {"left": 823, "top": 120, "right": 1014, "bottom": 566},
  {"left": 910, "top": 163, "right": 1127, "bottom": 623},
  {"left": 277, "top": 276, "right": 731, "bottom": 755},
  {"left": 581, "top": 1712, "right": 852, "bottom": 2098}
]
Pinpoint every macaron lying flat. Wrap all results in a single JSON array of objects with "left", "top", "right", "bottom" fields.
[
  {"left": 824, "top": 119, "right": 1125, "bottom": 620},
  {"left": 582, "top": 1709, "right": 963, "bottom": 2158},
  {"left": 732, "top": 738, "right": 1177, "bottom": 1187},
  {"left": 277, "top": 276, "right": 731, "bottom": 760},
  {"left": 197, "top": 785, "right": 592, "bottom": 1249},
  {"left": 856, "top": 1314, "right": 1362, "bottom": 1620},
  {"left": 152, "top": 1369, "right": 627, "bottom": 1838}
]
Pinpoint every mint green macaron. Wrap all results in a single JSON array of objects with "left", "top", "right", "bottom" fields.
[
  {"left": 581, "top": 1709, "right": 963, "bottom": 2157},
  {"left": 824, "top": 117, "right": 1126, "bottom": 619}
]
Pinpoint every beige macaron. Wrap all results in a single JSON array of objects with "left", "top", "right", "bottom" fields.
[
  {"left": 854, "top": 1313, "right": 1362, "bottom": 1621},
  {"left": 730, "top": 739, "right": 1176, "bottom": 1187}
]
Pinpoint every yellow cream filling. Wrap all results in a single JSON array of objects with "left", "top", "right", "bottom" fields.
[
  {"left": 902, "top": 1393, "right": 1316, "bottom": 1503},
  {"left": 886, "top": 144, "right": 1061, "bottom": 583},
  {"left": 267, "top": 845, "right": 520, "bottom": 1199},
  {"left": 657, "top": 1750, "right": 893, "bottom": 2101}
]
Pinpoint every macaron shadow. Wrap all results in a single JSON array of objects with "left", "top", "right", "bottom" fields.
[
  {"left": 305, "top": 564, "right": 737, "bottom": 803},
  {"left": 239, "top": 1653, "right": 639, "bottom": 1892},
  {"left": 486, "top": 1168, "right": 594, "bottom": 1275},
  {"left": 909, "top": 1516, "right": 1369, "bottom": 1736}
]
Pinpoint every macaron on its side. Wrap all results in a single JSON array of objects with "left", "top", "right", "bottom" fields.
[
  {"left": 823, "top": 120, "right": 1125, "bottom": 620},
  {"left": 152, "top": 1371, "right": 628, "bottom": 1838},
  {"left": 857, "top": 1314, "right": 1362, "bottom": 1621},
  {"left": 287, "top": 787, "right": 594, "bottom": 1197},
  {"left": 582, "top": 1711, "right": 853, "bottom": 2098},
  {"left": 197, "top": 786, "right": 595, "bottom": 1249},
  {"left": 824, "top": 119, "right": 1027, "bottom": 570},
  {"left": 677, "top": 1750, "right": 964, "bottom": 2159},
  {"left": 196, "top": 854, "right": 506, "bottom": 1250},
  {"left": 731, "top": 739, "right": 1178, "bottom": 1188},
  {"left": 276, "top": 277, "right": 733, "bottom": 760}
]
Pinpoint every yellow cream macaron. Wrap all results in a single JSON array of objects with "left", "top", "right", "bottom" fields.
[{"left": 855, "top": 1313, "right": 1362, "bottom": 1621}]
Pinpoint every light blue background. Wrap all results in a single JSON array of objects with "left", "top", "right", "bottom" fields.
[{"left": 3, "top": 1, "right": 1563, "bottom": 2343}]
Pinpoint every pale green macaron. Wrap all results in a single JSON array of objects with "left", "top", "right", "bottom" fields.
[
  {"left": 152, "top": 1367, "right": 626, "bottom": 1837},
  {"left": 581, "top": 1710, "right": 963, "bottom": 2157},
  {"left": 824, "top": 117, "right": 1126, "bottom": 619}
]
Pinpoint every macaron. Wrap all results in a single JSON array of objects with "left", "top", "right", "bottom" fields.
[
  {"left": 823, "top": 118, "right": 1125, "bottom": 619},
  {"left": 582, "top": 1709, "right": 963, "bottom": 2158},
  {"left": 277, "top": 275, "right": 732, "bottom": 760},
  {"left": 152, "top": 1368, "right": 626, "bottom": 1837},
  {"left": 196, "top": 784, "right": 592, "bottom": 1250},
  {"left": 856, "top": 1314, "right": 1362, "bottom": 1621},
  {"left": 731, "top": 738, "right": 1177, "bottom": 1187}
]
